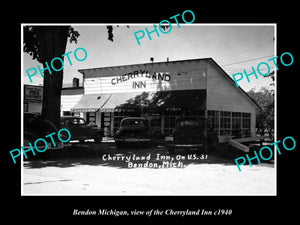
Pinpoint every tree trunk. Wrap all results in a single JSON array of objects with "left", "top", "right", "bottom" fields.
[{"left": 39, "top": 26, "right": 69, "bottom": 129}]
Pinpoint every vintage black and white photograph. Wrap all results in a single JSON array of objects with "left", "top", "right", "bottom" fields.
[{"left": 21, "top": 24, "right": 276, "bottom": 195}]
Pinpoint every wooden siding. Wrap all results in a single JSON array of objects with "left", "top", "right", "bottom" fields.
[
  {"left": 82, "top": 60, "right": 207, "bottom": 94},
  {"left": 61, "top": 94, "right": 83, "bottom": 112},
  {"left": 206, "top": 61, "right": 257, "bottom": 136},
  {"left": 78, "top": 58, "right": 259, "bottom": 137}
]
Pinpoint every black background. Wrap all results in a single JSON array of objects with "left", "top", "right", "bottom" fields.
[{"left": 4, "top": 3, "right": 298, "bottom": 224}]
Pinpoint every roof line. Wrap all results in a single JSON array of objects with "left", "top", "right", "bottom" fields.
[
  {"left": 78, "top": 58, "right": 212, "bottom": 73},
  {"left": 207, "top": 58, "right": 262, "bottom": 110},
  {"left": 77, "top": 57, "right": 261, "bottom": 110}
]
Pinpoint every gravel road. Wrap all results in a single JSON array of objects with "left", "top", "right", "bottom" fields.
[{"left": 22, "top": 141, "right": 276, "bottom": 195}]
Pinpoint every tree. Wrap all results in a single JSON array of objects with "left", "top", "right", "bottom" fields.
[
  {"left": 24, "top": 25, "right": 114, "bottom": 129},
  {"left": 247, "top": 87, "right": 274, "bottom": 141},
  {"left": 24, "top": 26, "right": 79, "bottom": 129}
]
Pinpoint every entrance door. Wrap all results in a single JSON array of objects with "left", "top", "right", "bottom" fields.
[
  {"left": 101, "top": 112, "right": 111, "bottom": 136},
  {"left": 86, "top": 112, "right": 96, "bottom": 124}
]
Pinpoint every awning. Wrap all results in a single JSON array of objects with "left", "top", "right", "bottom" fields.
[
  {"left": 100, "top": 90, "right": 206, "bottom": 112},
  {"left": 71, "top": 94, "right": 111, "bottom": 112},
  {"left": 101, "top": 92, "right": 155, "bottom": 112},
  {"left": 154, "top": 89, "right": 206, "bottom": 109},
  {"left": 71, "top": 90, "right": 206, "bottom": 113}
]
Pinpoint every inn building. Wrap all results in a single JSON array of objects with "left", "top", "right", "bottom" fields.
[{"left": 61, "top": 58, "right": 260, "bottom": 142}]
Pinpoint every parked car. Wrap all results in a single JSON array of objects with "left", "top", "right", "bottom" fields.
[
  {"left": 168, "top": 116, "right": 218, "bottom": 154},
  {"left": 114, "top": 117, "right": 152, "bottom": 148},
  {"left": 61, "top": 116, "right": 103, "bottom": 143},
  {"left": 24, "top": 113, "right": 65, "bottom": 150}
]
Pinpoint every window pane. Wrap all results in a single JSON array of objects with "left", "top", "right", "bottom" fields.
[{"left": 207, "top": 110, "right": 219, "bottom": 131}]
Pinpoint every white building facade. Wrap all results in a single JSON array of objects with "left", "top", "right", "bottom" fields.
[{"left": 63, "top": 58, "right": 259, "bottom": 141}]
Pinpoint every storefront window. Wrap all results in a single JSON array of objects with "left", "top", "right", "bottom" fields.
[
  {"left": 206, "top": 110, "right": 251, "bottom": 137},
  {"left": 113, "top": 111, "right": 127, "bottom": 132},
  {"left": 149, "top": 114, "right": 162, "bottom": 138},
  {"left": 187, "top": 109, "right": 205, "bottom": 117},
  {"left": 220, "top": 111, "right": 231, "bottom": 135},
  {"left": 232, "top": 112, "right": 242, "bottom": 137},
  {"left": 242, "top": 113, "right": 251, "bottom": 136},
  {"left": 164, "top": 116, "right": 176, "bottom": 136},
  {"left": 87, "top": 112, "right": 96, "bottom": 124},
  {"left": 164, "top": 108, "right": 182, "bottom": 136},
  {"left": 101, "top": 112, "right": 112, "bottom": 136},
  {"left": 207, "top": 110, "right": 219, "bottom": 133}
]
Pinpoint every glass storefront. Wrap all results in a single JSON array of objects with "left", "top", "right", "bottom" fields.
[{"left": 207, "top": 110, "right": 251, "bottom": 137}]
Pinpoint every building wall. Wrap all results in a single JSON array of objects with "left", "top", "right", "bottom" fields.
[
  {"left": 24, "top": 102, "right": 42, "bottom": 114},
  {"left": 83, "top": 60, "right": 207, "bottom": 94},
  {"left": 206, "top": 61, "right": 257, "bottom": 138},
  {"left": 80, "top": 60, "right": 210, "bottom": 135},
  {"left": 78, "top": 59, "right": 259, "bottom": 139},
  {"left": 61, "top": 94, "right": 83, "bottom": 114},
  {"left": 60, "top": 87, "right": 84, "bottom": 116}
]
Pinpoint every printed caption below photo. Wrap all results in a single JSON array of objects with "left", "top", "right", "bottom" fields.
[{"left": 73, "top": 208, "right": 232, "bottom": 217}]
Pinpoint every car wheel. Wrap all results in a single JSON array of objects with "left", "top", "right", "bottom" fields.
[{"left": 94, "top": 133, "right": 103, "bottom": 143}]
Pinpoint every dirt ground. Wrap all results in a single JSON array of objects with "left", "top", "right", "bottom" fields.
[{"left": 22, "top": 141, "right": 276, "bottom": 195}]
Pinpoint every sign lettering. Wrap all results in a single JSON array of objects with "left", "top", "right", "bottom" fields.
[{"left": 111, "top": 70, "right": 171, "bottom": 89}]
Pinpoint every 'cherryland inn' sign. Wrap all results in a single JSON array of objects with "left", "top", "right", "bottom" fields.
[
  {"left": 110, "top": 70, "right": 171, "bottom": 89},
  {"left": 82, "top": 63, "right": 206, "bottom": 94}
]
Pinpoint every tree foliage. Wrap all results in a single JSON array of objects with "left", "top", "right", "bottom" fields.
[
  {"left": 106, "top": 25, "right": 129, "bottom": 42},
  {"left": 247, "top": 87, "right": 274, "bottom": 141},
  {"left": 24, "top": 25, "right": 120, "bottom": 62},
  {"left": 23, "top": 26, "right": 80, "bottom": 63},
  {"left": 23, "top": 25, "right": 118, "bottom": 129},
  {"left": 107, "top": 26, "right": 114, "bottom": 42}
]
